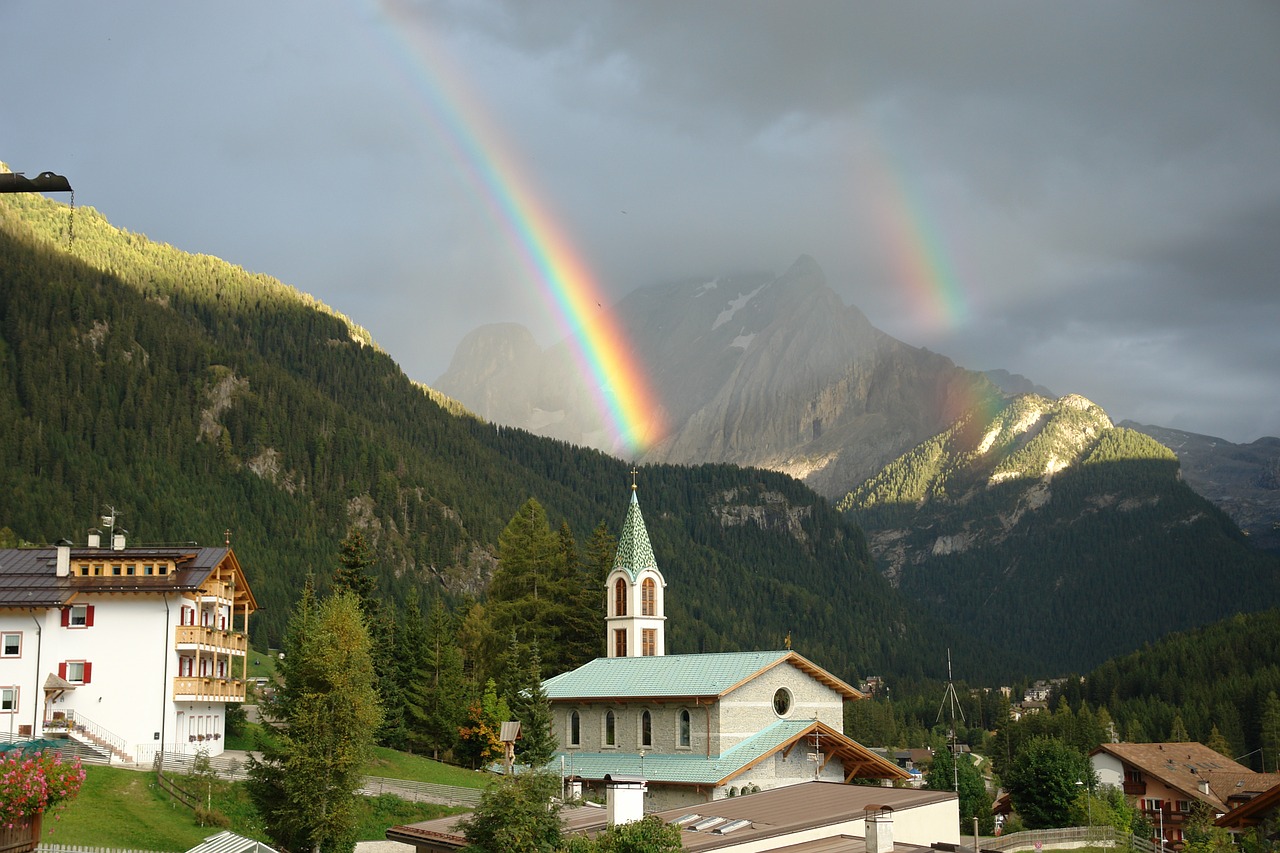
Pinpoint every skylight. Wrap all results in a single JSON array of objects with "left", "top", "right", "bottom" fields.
[
  {"left": 671, "top": 814, "right": 702, "bottom": 827},
  {"left": 691, "top": 817, "right": 727, "bottom": 832},
  {"left": 713, "top": 819, "right": 752, "bottom": 835}
]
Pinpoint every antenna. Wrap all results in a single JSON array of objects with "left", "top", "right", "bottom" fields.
[
  {"left": 935, "top": 649, "right": 966, "bottom": 792},
  {"left": 808, "top": 722, "right": 825, "bottom": 780},
  {"left": 100, "top": 506, "right": 119, "bottom": 541}
]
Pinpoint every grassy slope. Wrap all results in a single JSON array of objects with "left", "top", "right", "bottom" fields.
[{"left": 49, "top": 764, "right": 468, "bottom": 852}]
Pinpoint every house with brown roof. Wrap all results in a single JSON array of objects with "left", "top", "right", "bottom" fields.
[
  {"left": 1090, "top": 742, "right": 1280, "bottom": 848},
  {"left": 1214, "top": 779, "right": 1280, "bottom": 844},
  {"left": 0, "top": 529, "right": 256, "bottom": 763}
]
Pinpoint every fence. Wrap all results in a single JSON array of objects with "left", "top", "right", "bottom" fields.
[
  {"left": 36, "top": 840, "right": 157, "bottom": 845},
  {"left": 146, "top": 750, "right": 484, "bottom": 810},
  {"left": 983, "top": 825, "right": 1159, "bottom": 853},
  {"left": 360, "top": 775, "right": 485, "bottom": 806}
]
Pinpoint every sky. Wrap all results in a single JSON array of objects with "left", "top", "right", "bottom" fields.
[{"left": 3, "top": 1, "right": 1278, "bottom": 444}]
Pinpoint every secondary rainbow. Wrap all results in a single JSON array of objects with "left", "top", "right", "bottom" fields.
[
  {"left": 366, "top": 2, "right": 665, "bottom": 455},
  {"left": 854, "top": 132, "right": 970, "bottom": 332}
]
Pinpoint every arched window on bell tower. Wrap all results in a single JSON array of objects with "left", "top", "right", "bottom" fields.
[{"left": 614, "top": 578, "right": 628, "bottom": 617}]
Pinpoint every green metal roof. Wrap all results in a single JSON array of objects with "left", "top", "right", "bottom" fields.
[
  {"left": 612, "top": 489, "right": 659, "bottom": 581},
  {"left": 544, "top": 650, "right": 793, "bottom": 700}
]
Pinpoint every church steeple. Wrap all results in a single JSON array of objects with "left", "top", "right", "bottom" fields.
[{"left": 605, "top": 473, "right": 666, "bottom": 657}]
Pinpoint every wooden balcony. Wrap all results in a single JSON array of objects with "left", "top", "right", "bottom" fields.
[
  {"left": 1123, "top": 779, "right": 1147, "bottom": 796},
  {"left": 174, "top": 625, "right": 247, "bottom": 654},
  {"left": 201, "top": 579, "right": 232, "bottom": 602},
  {"left": 172, "top": 676, "right": 246, "bottom": 702}
]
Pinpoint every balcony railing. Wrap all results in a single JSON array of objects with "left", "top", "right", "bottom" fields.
[
  {"left": 172, "top": 676, "right": 246, "bottom": 702},
  {"left": 174, "top": 625, "right": 247, "bottom": 654},
  {"left": 201, "top": 580, "right": 232, "bottom": 602},
  {"left": 1124, "top": 779, "right": 1147, "bottom": 796}
]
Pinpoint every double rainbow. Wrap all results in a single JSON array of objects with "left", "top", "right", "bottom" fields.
[{"left": 368, "top": 2, "right": 664, "bottom": 455}]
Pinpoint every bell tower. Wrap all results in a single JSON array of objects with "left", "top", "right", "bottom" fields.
[{"left": 605, "top": 471, "right": 666, "bottom": 657}]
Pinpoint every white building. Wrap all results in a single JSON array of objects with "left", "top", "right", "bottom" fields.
[
  {"left": 0, "top": 531, "right": 257, "bottom": 762},
  {"left": 543, "top": 483, "right": 907, "bottom": 809}
]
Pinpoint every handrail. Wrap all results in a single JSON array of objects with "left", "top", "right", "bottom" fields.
[{"left": 42, "top": 710, "right": 127, "bottom": 756}]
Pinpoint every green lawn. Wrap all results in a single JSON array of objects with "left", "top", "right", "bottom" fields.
[
  {"left": 46, "top": 764, "right": 466, "bottom": 852},
  {"left": 365, "top": 745, "right": 491, "bottom": 788}
]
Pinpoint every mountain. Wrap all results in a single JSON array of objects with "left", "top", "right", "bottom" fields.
[
  {"left": 436, "top": 256, "right": 1001, "bottom": 499},
  {"left": 0, "top": 184, "right": 1022, "bottom": 682},
  {"left": 837, "top": 393, "right": 1280, "bottom": 673},
  {"left": 1120, "top": 421, "right": 1280, "bottom": 554}
]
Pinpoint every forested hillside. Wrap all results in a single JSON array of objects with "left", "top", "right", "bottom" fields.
[
  {"left": 1056, "top": 608, "right": 1280, "bottom": 766},
  {"left": 840, "top": 394, "right": 1280, "bottom": 674},
  {"left": 0, "top": 189, "right": 1013, "bottom": 683}
]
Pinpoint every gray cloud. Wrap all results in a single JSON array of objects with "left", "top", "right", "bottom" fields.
[{"left": 3, "top": 0, "right": 1276, "bottom": 443}]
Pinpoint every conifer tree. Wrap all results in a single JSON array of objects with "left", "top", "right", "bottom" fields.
[
  {"left": 246, "top": 586, "right": 382, "bottom": 853},
  {"left": 1205, "top": 725, "right": 1233, "bottom": 760},
  {"left": 332, "top": 529, "right": 376, "bottom": 608},
  {"left": 1170, "top": 713, "right": 1191, "bottom": 742},
  {"left": 403, "top": 596, "right": 469, "bottom": 760},
  {"left": 498, "top": 643, "right": 556, "bottom": 769},
  {"left": 1259, "top": 692, "right": 1280, "bottom": 772}
]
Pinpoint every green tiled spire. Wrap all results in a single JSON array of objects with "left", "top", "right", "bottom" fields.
[{"left": 613, "top": 485, "right": 659, "bottom": 581}]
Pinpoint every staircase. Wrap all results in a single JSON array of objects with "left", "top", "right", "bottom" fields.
[{"left": 44, "top": 711, "right": 133, "bottom": 765}]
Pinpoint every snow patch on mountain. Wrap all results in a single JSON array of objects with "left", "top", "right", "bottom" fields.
[{"left": 712, "top": 284, "right": 766, "bottom": 331}]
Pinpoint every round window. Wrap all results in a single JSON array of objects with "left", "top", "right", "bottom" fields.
[{"left": 773, "top": 687, "right": 793, "bottom": 717}]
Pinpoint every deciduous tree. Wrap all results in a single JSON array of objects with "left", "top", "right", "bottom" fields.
[
  {"left": 457, "top": 770, "right": 562, "bottom": 852},
  {"left": 1003, "top": 736, "right": 1092, "bottom": 829}
]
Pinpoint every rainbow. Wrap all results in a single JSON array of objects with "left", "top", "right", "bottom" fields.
[
  {"left": 854, "top": 133, "right": 969, "bottom": 332},
  {"left": 364, "top": 2, "right": 665, "bottom": 455}
]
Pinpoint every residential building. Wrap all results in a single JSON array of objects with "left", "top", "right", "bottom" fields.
[
  {"left": 1091, "top": 742, "right": 1280, "bottom": 848},
  {"left": 388, "top": 778, "right": 961, "bottom": 853},
  {"left": 1214, "top": 779, "right": 1280, "bottom": 844},
  {"left": 0, "top": 530, "right": 257, "bottom": 762},
  {"left": 543, "top": 483, "right": 908, "bottom": 810}
]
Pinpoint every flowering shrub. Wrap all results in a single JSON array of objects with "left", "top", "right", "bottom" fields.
[{"left": 0, "top": 750, "right": 86, "bottom": 829}]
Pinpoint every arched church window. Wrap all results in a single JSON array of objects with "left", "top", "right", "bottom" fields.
[
  {"left": 679, "top": 709, "right": 691, "bottom": 747},
  {"left": 570, "top": 710, "right": 580, "bottom": 746},
  {"left": 641, "top": 577, "right": 656, "bottom": 616},
  {"left": 605, "top": 710, "right": 616, "bottom": 746},
  {"left": 614, "top": 578, "right": 627, "bottom": 617},
  {"left": 642, "top": 710, "right": 653, "bottom": 747}
]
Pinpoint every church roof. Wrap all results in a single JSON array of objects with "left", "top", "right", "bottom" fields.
[
  {"left": 543, "top": 650, "right": 863, "bottom": 702},
  {"left": 554, "top": 719, "right": 908, "bottom": 786},
  {"left": 612, "top": 488, "right": 659, "bottom": 581}
]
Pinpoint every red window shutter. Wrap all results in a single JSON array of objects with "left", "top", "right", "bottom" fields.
[
  {"left": 85, "top": 606, "right": 95, "bottom": 626},
  {"left": 82, "top": 662, "right": 92, "bottom": 684},
  {"left": 61, "top": 608, "right": 70, "bottom": 627},
  {"left": 58, "top": 662, "right": 67, "bottom": 679}
]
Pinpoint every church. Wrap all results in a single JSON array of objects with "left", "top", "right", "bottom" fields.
[{"left": 542, "top": 481, "right": 907, "bottom": 810}]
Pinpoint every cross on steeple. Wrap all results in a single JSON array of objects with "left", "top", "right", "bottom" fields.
[{"left": 630, "top": 466, "right": 639, "bottom": 491}]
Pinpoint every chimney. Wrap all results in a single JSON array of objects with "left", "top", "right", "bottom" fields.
[
  {"left": 87, "top": 528, "right": 101, "bottom": 549},
  {"left": 866, "top": 805, "right": 894, "bottom": 853},
  {"left": 604, "top": 774, "right": 646, "bottom": 827},
  {"left": 112, "top": 529, "right": 127, "bottom": 550},
  {"left": 56, "top": 539, "right": 72, "bottom": 578}
]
